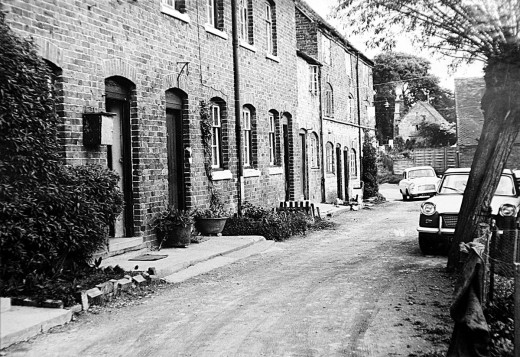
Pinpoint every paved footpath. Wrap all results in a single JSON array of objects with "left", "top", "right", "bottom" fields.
[{"left": 3, "top": 185, "right": 454, "bottom": 356}]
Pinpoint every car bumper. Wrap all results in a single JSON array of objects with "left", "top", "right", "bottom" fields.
[{"left": 417, "top": 226, "right": 506, "bottom": 235}]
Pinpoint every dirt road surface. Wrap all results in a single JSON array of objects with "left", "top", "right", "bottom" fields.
[{"left": 5, "top": 184, "right": 454, "bottom": 357}]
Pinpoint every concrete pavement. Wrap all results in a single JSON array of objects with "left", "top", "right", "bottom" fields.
[{"left": 0, "top": 201, "right": 349, "bottom": 350}]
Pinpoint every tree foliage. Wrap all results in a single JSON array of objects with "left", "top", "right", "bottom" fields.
[
  {"left": 0, "top": 13, "right": 124, "bottom": 296},
  {"left": 373, "top": 52, "right": 456, "bottom": 142},
  {"left": 417, "top": 121, "right": 457, "bottom": 147},
  {"left": 362, "top": 133, "right": 379, "bottom": 198},
  {"left": 335, "top": 0, "right": 520, "bottom": 270}
]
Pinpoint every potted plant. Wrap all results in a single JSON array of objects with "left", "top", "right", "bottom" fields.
[
  {"left": 194, "top": 192, "right": 230, "bottom": 235},
  {"left": 151, "top": 207, "right": 194, "bottom": 248}
]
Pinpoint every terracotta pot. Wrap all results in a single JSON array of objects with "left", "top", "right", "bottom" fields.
[
  {"left": 160, "top": 224, "right": 193, "bottom": 248},
  {"left": 195, "top": 217, "right": 228, "bottom": 235}
]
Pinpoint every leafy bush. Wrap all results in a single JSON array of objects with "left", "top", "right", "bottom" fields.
[
  {"left": 486, "top": 275, "right": 514, "bottom": 357},
  {"left": 222, "top": 202, "right": 308, "bottom": 241},
  {"left": 0, "top": 14, "right": 124, "bottom": 297},
  {"left": 362, "top": 134, "right": 379, "bottom": 198}
]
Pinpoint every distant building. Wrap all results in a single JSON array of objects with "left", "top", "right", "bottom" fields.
[
  {"left": 396, "top": 101, "right": 451, "bottom": 144},
  {"left": 455, "top": 77, "right": 520, "bottom": 168}
]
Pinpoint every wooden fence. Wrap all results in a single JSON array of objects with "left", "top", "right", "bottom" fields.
[{"left": 393, "top": 147, "right": 459, "bottom": 175}]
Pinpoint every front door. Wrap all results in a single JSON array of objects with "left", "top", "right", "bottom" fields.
[
  {"left": 106, "top": 97, "right": 133, "bottom": 238},
  {"left": 336, "top": 146, "right": 342, "bottom": 199},
  {"left": 344, "top": 149, "right": 350, "bottom": 201},
  {"left": 300, "top": 133, "right": 308, "bottom": 200},
  {"left": 166, "top": 108, "right": 185, "bottom": 209},
  {"left": 283, "top": 124, "right": 290, "bottom": 201}
]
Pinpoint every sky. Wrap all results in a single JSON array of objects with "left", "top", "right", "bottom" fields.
[{"left": 304, "top": 0, "right": 484, "bottom": 91}]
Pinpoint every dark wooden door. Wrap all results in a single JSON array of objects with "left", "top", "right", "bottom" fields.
[{"left": 166, "top": 109, "right": 185, "bottom": 209}]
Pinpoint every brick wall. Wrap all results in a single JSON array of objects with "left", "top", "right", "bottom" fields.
[{"left": 2, "top": 0, "right": 297, "bottom": 242}]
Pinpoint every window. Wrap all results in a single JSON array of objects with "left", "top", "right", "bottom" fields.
[
  {"left": 242, "top": 107, "right": 252, "bottom": 166},
  {"left": 268, "top": 112, "right": 276, "bottom": 165},
  {"left": 310, "top": 133, "right": 319, "bottom": 168},
  {"left": 348, "top": 95, "right": 354, "bottom": 121},
  {"left": 345, "top": 52, "right": 351, "bottom": 77},
  {"left": 162, "top": 0, "right": 185, "bottom": 12},
  {"left": 326, "top": 142, "right": 334, "bottom": 173},
  {"left": 322, "top": 36, "right": 331, "bottom": 65},
  {"left": 207, "top": 0, "right": 217, "bottom": 26},
  {"left": 265, "top": 2, "right": 276, "bottom": 55},
  {"left": 211, "top": 104, "right": 222, "bottom": 168},
  {"left": 324, "top": 83, "right": 333, "bottom": 117},
  {"left": 309, "top": 65, "right": 318, "bottom": 94},
  {"left": 350, "top": 149, "right": 357, "bottom": 177},
  {"left": 239, "top": 0, "right": 253, "bottom": 44}
]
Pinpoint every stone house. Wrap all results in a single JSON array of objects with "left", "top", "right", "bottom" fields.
[
  {"left": 2, "top": 0, "right": 375, "bottom": 254},
  {"left": 294, "top": 0, "right": 375, "bottom": 203},
  {"left": 395, "top": 101, "right": 450, "bottom": 143},
  {"left": 455, "top": 77, "right": 520, "bottom": 168}
]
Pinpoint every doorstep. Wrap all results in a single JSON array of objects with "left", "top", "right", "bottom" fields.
[{"left": 94, "top": 237, "right": 148, "bottom": 260}]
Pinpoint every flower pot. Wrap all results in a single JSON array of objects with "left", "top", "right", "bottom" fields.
[
  {"left": 160, "top": 224, "right": 193, "bottom": 248},
  {"left": 195, "top": 217, "right": 228, "bottom": 235}
]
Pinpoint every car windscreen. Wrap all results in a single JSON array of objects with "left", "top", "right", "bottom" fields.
[
  {"left": 408, "top": 169, "right": 435, "bottom": 178},
  {"left": 439, "top": 174, "right": 516, "bottom": 195}
]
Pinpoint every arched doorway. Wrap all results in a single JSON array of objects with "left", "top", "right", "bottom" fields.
[
  {"left": 165, "top": 89, "right": 186, "bottom": 210},
  {"left": 105, "top": 76, "right": 134, "bottom": 238}
]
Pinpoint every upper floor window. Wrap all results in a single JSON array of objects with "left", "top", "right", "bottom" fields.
[
  {"left": 322, "top": 36, "right": 331, "bottom": 65},
  {"left": 265, "top": 1, "right": 276, "bottom": 55},
  {"left": 345, "top": 52, "right": 352, "bottom": 78},
  {"left": 239, "top": 0, "right": 253, "bottom": 44},
  {"left": 309, "top": 65, "right": 318, "bottom": 95},
  {"left": 326, "top": 142, "right": 334, "bottom": 173},
  {"left": 207, "top": 0, "right": 217, "bottom": 26},
  {"left": 324, "top": 83, "right": 334, "bottom": 117},
  {"left": 310, "top": 133, "right": 319, "bottom": 168}
]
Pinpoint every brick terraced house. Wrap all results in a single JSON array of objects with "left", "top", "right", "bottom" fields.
[
  {"left": 2, "top": 0, "right": 374, "bottom": 254},
  {"left": 294, "top": 0, "right": 375, "bottom": 203}
]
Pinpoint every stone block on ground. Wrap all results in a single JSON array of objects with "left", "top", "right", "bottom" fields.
[
  {"left": 78, "top": 291, "right": 89, "bottom": 311},
  {"left": 86, "top": 288, "right": 103, "bottom": 306},
  {"left": 132, "top": 274, "right": 147, "bottom": 285},
  {"left": 116, "top": 278, "right": 132, "bottom": 292}
]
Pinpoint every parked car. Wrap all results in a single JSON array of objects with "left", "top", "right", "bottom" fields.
[
  {"left": 399, "top": 166, "right": 440, "bottom": 201},
  {"left": 417, "top": 168, "right": 520, "bottom": 254}
]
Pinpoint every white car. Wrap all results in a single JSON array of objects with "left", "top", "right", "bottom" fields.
[
  {"left": 417, "top": 168, "right": 520, "bottom": 254},
  {"left": 399, "top": 166, "right": 440, "bottom": 201}
]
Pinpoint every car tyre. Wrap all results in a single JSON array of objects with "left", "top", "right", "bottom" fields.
[
  {"left": 418, "top": 233, "right": 437, "bottom": 255},
  {"left": 402, "top": 192, "right": 408, "bottom": 201}
]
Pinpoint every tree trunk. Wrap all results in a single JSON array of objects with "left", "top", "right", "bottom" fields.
[{"left": 447, "top": 56, "right": 520, "bottom": 271}]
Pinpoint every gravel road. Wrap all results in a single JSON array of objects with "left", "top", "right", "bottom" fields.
[{"left": 5, "top": 184, "right": 454, "bottom": 357}]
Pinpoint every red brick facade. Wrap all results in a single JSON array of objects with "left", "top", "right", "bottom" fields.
[{"left": 2, "top": 0, "right": 375, "bottom": 246}]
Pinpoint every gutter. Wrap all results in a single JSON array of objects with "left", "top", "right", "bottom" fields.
[{"left": 231, "top": 0, "right": 243, "bottom": 215}]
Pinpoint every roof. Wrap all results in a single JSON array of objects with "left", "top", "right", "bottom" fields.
[
  {"left": 397, "top": 101, "right": 450, "bottom": 138},
  {"left": 294, "top": 0, "right": 374, "bottom": 66},
  {"left": 404, "top": 166, "right": 435, "bottom": 172},
  {"left": 296, "top": 50, "right": 322, "bottom": 66},
  {"left": 454, "top": 77, "right": 486, "bottom": 147},
  {"left": 445, "top": 168, "right": 514, "bottom": 175}
]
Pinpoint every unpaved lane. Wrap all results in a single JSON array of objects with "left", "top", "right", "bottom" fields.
[{"left": 5, "top": 184, "right": 453, "bottom": 356}]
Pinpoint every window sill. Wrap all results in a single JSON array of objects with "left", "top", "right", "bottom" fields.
[
  {"left": 240, "top": 41, "right": 257, "bottom": 53},
  {"left": 244, "top": 168, "right": 261, "bottom": 178},
  {"left": 160, "top": 5, "right": 190, "bottom": 23},
  {"left": 211, "top": 169, "right": 232, "bottom": 181},
  {"left": 265, "top": 53, "right": 280, "bottom": 62},
  {"left": 204, "top": 24, "right": 228, "bottom": 40},
  {"left": 268, "top": 166, "right": 283, "bottom": 175}
]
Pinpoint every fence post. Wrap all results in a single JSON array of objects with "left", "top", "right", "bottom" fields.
[
  {"left": 515, "top": 262, "right": 520, "bottom": 357},
  {"left": 478, "top": 222, "right": 491, "bottom": 307}
]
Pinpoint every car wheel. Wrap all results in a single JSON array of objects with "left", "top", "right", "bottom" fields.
[
  {"left": 402, "top": 193, "right": 407, "bottom": 201},
  {"left": 418, "top": 233, "right": 437, "bottom": 255}
]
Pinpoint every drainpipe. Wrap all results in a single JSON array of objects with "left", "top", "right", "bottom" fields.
[
  {"left": 318, "top": 65, "right": 326, "bottom": 203},
  {"left": 231, "top": 0, "right": 243, "bottom": 215},
  {"left": 356, "top": 52, "right": 363, "bottom": 183}
]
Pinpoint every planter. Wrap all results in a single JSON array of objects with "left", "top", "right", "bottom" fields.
[
  {"left": 195, "top": 217, "right": 228, "bottom": 235},
  {"left": 160, "top": 224, "right": 193, "bottom": 248}
]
